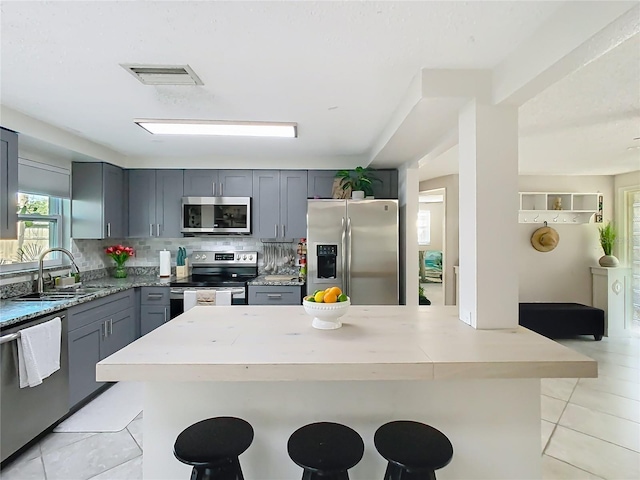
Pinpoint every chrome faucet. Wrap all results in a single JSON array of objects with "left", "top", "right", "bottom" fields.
[{"left": 37, "top": 247, "right": 80, "bottom": 293}]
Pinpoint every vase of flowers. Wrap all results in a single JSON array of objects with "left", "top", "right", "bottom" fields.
[{"left": 105, "top": 244, "right": 134, "bottom": 278}]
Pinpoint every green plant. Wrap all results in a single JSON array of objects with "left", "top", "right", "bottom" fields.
[
  {"left": 598, "top": 221, "right": 617, "bottom": 256},
  {"left": 335, "top": 166, "right": 380, "bottom": 196}
]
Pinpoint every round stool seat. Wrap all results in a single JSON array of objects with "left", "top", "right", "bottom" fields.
[
  {"left": 288, "top": 422, "right": 364, "bottom": 474},
  {"left": 374, "top": 421, "right": 453, "bottom": 472},
  {"left": 174, "top": 417, "right": 254, "bottom": 467}
]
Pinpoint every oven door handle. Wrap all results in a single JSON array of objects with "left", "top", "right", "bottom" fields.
[{"left": 171, "top": 288, "right": 244, "bottom": 295}]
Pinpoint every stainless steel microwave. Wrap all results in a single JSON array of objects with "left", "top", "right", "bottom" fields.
[{"left": 181, "top": 197, "right": 251, "bottom": 234}]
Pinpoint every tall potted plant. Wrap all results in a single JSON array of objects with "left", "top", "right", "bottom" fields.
[
  {"left": 598, "top": 221, "right": 619, "bottom": 267},
  {"left": 335, "top": 166, "right": 380, "bottom": 199}
]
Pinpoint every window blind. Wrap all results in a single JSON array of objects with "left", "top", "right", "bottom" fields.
[{"left": 18, "top": 158, "right": 71, "bottom": 198}]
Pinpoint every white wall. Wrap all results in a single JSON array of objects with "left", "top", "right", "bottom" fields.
[
  {"left": 418, "top": 175, "right": 459, "bottom": 305},
  {"left": 398, "top": 163, "right": 419, "bottom": 305},
  {"left": 419, "top": 174, "right": 616, "bottom": 306},
  {"left": 418, "top": 201, "right": 444, "bottom": 251}
]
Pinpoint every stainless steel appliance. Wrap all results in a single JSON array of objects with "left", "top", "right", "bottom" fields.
[
  {"left": 1, "top": 312, "right": 69, "bottom": 462},
  {"left": 181, "top": 197, "right": 251, "bottom": 234},
  {"left": 307, "top": 199, "right": 399, "bottom": 305},
  {"left": 169, "top": 251, "right": 258, "bottom": 317}
]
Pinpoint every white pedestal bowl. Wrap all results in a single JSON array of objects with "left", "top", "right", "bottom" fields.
[{"left": 303, "top": 298, "right": 350, "bottom": 329}]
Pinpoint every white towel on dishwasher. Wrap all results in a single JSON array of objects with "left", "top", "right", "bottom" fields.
[
  {"left": 17, "top": 317, "right": 62, "bottom": 388},
  {"left": 184, "top": 290, "right": 232, "bottom": 312}
]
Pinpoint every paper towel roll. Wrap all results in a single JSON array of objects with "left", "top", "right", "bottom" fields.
[{"left": 159, "top": 250, "right": 171, "bottom": 277}]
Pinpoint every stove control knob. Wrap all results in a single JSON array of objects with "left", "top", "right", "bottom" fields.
[
  {"left": 248, "top": 255, "right": 253, "bottom": 260},
  {"left": 194, "top": 254, "right": 200, "bottom": 260},
  {"left": 201, "top": 255, "right": 207, "bottom": 261},
  {"left": 242, "top": 255, "right": 247, "bottom": 260}
]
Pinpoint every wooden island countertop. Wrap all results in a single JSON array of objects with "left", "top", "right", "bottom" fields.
[{"left": 97, "top": 305, "right": 595, "bottom": 382}]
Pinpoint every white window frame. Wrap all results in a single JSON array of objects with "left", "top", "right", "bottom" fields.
[{"left": 0, "top": 197, "right": 64, "bottom": 273}]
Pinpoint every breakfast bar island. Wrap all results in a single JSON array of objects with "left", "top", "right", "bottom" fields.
[{"left": 97, "top": 305, "right": 596, "bottom": 480}]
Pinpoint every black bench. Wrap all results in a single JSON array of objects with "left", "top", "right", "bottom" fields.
[{"left": 519, "top": 303, "right": 604, "bottom": 341}]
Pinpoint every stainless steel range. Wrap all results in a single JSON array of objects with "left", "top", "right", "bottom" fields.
[{"left": 169, "top": 251, "right": 258, "bottom": 317}]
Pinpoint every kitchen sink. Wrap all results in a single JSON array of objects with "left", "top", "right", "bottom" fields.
[{"left": 11, "top": 287, "right": 106, "bottom": 302}]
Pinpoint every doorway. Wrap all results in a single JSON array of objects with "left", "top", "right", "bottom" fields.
[{"left": 418, "top": 189, "right": 445, "bottom": 305}]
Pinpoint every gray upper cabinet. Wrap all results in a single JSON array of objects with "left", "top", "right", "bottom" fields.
[
  {"left": 183, "top": 170, "right": 252, "bottom": 197},
  {"left": 253, "top": 170, "right": 307, "bottom": 239},
  {"left": 128, "top": 169, "right": 183, "bottom": 238},
  {"left": 372, "top": 170, "right": 398, "bottom": 199},
  {"left": 72, "top": 162, "right": 126, "bottom": 239},
  {"left": 307, "top": 170, "right": 338, "bottom": 199},
  {"left": 0, "top": 127, "right": 18, "bottom": 239},
  {"left": 307, "top": 169, "right": 398, "bottom": 199},
  {"left": 280, "top": 171, "right": 308, "bottom": 238}
]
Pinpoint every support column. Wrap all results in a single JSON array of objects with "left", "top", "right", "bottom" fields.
[{"left": 458, "top": 101, "right": 519, "bottom": 329}]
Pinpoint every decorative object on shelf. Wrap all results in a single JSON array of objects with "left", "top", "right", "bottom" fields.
[
  {"left": 552, "top": 197, "right": 562, "bottom": 210},
  {"left": 105, "top": 244, "right": 134, "bottom": 278},
  {"left": 531, "top": 223, "right": 559, "bottom": 252},
  {"left": 598, "top": 221, "right": 619, "bottom": 267},
  {"left": 595, "top": 194, "right": 603, "bottom": 223},
  {"left": 334, "top": 166, "right": 380, "bottom": 199}
]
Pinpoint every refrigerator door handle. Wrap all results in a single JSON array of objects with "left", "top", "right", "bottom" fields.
[
  {"left": 346, "top": 217, "right": 352, "bottom": 297},
  {"left": 341, "top": 217, "right": 347, "bottom": 295}
]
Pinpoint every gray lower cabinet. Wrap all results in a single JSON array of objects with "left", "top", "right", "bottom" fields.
[
  {"left": 128, "top": 169, "right": 183, "bottom": 238},
  {"left": 67, "top": 290, "right": 135, "bottom": 408},
  {"left": 0, "top": 127, "right": 18, "bottom": 239},
  {"left": 183, "top": 170, "right": 253, "bottom": 197},
  {"left": 253, "top": 170, "right": 307, "bottom": 239},
  {"left": 140, "top": 287, "right": 170, "bottom": 335},
  {"left": 72, "top": 162, "right": 126, "bottom": 239},
  {"left": 248, "top": 285, "right": 303, "bottom": 305}
]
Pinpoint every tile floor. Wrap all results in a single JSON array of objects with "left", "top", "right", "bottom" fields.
[{"left": 1, "top": 336, "right": 638, "bottom": 480}]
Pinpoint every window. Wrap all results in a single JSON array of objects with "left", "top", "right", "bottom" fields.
[
  {"left": 417, "top": 210, "right": 431, "bottom": 245},
  {"left": 0, "top": 193, "right": 63, "bottom": 271}
]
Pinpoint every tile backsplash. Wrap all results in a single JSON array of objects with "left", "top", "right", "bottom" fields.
[
  {"left": 0, "top": 237, "right": 299, "bottom": 297},
  {"left": 73, "top": 237, "right": 298, "bottom": 272}
]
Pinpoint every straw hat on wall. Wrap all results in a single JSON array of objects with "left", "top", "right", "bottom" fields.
[{"left": 531, "top": 226, "right": 559, "bottom": 252}]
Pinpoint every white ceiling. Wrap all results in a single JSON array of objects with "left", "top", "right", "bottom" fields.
[{"left": 1, "top": 1, "right": 638, "bottom": 176}]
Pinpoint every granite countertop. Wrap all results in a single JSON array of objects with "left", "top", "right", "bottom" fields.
[
  {"left": 96, "top": 305, "right": 597, "bottom": 382},
  {"left": 248, "top": 274, "right": 305, "bottom": 286},
  {"left": 0, "top": 275, "right": 173, "bottom": 328}
]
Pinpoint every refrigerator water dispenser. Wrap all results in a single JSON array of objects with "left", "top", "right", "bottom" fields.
[{"left": 316, "top": 244, "right": 338, "bottom": 279}]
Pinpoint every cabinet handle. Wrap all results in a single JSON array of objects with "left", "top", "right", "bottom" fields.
[
  {"left": 282, "top": 224, "right": 286, "bottom": 237},
  {"left": 147, "top": 293, "right": 163, "bottom": 299},
  {"left": 164, "top": 307, "right": 168, "bottom": 323},
  {"left": 267, "top": 294, "right": 282, "bottom": 298},
  {"left": 109, "top": 318, "right": 113, "bottom": 335},
  {"left": 101, "top": 321, "right": 107, "bottom": 339},
  {"left": 150, "top": 224, "right": 154, "bottom": 236},
  {"left": 156, "top": 224, "right": 161, "bottom": 236},
  {"left": 107, "top": 223, "right": 111, "bottom": 237},
  {"left": 213, "top": 182, "right": 216, "bottom": 196},
  {"left": 219, "top": 183, "right": 223, "bottom": 196},
  {"left": 274, "top": 224, "right": 278, "bottom": 237}
]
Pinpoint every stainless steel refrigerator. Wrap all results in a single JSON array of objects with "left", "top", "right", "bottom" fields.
[{"left": 307, "top": 199, "right": 399, "bottom": 305}]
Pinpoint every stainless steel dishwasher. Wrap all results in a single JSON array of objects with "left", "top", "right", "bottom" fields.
[{"left": 1, "top": 311, "right": 69, "bottom": 462}]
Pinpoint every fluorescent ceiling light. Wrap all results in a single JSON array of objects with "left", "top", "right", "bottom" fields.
[{"left": 134, "top": 119, "right": 297, "bottom": 138}]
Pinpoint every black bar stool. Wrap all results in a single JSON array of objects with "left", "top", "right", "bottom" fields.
[
  {"left": 374, "top": 420, "right": 453, "bottom": 480},
  {"left": 173, "top": 417, "right": 254, "bottom": 480},
  {"left": 287, "top": 421, "right": 365, "bottom": 480}
]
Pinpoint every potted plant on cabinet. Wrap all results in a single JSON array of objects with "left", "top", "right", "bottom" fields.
[
  {"left": 335, "top": 166, "right": 380, "bottom": 199},
  {"left": 598, "top": 221, "right": 619, "bottom": 267}
]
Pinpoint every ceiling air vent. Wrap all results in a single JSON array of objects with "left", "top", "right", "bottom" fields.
[{"left": 120, "top": 64, "right": 203, "bottom": 85}]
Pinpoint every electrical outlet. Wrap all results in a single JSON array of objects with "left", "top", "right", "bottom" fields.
[{"left": 460, "top": 309, "right": 472, "bottom": 325}]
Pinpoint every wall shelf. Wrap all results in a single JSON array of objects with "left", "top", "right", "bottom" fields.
[{"left": 519, "top": 192, "right": 600, "bottom": 224}]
